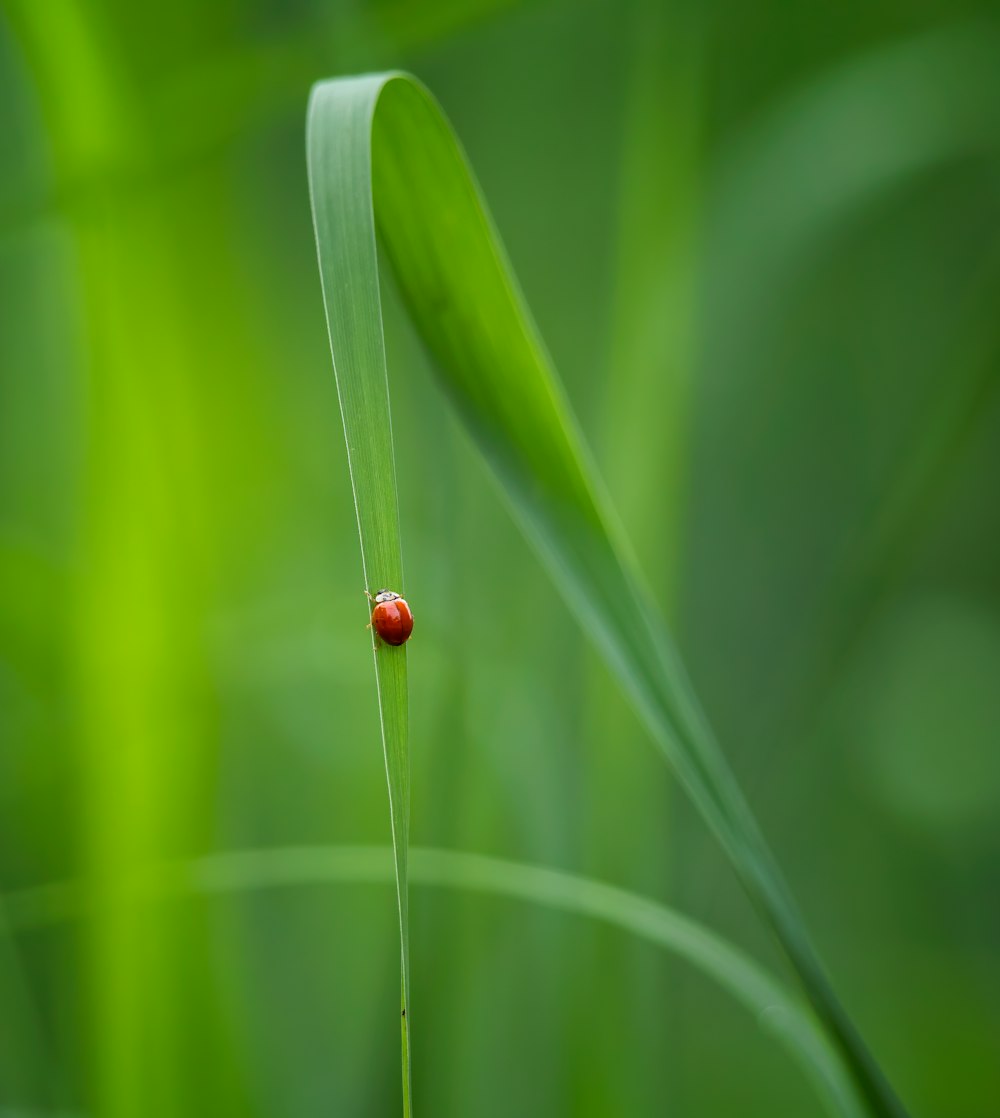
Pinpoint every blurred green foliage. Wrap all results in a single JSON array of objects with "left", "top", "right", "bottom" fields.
[{"left": 1, "top": 1, "right": 999, "bottom": 1116}]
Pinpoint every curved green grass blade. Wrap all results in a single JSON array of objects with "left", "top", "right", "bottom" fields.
[
  {"left": 306, "top": 73, "right": 905, "bottom": 1117},
  {"left": 2, "top": 846, "right": 861, "bottom": 1118},
  {"left": 307, "top": 74, "right": 412, "bottom": 1115}
]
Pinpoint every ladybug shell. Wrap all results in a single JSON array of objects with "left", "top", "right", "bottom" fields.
[{"left": 371, "top": 597, "right": 414, "bottom": 646}]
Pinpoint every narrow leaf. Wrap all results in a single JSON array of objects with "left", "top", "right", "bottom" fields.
[
  {"left": 306, "top": 72, "right": 905, "bottom": 1118},
  {"left": 3, "top": 846, "right": 863, "bottom": 1118},
  {"left": 307, "top": 76, "right": 412, "bottom": 1113}
]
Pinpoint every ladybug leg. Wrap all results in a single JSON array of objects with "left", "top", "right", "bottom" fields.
[{"left": 364, "top": 589, "right": 376, "bottom": 603}]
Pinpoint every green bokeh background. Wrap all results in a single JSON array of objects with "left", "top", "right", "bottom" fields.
[{"left": 2, "top": 1, "right": 999, "bottom": 1115}]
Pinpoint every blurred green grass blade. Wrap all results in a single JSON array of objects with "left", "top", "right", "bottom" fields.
[
  {"left": 306, "top": 73, "right": 905, "bottom": 1118},
  {"left": 213, "top": 847, "right": 874, "bottom": 1118},
  {"left": 702, "top": 25, "right": 1000, "bottom": 750},
  {"left": 604, "top": 0, "right": 702, "bottom": 595},
  {"left": 3, "top": 846, "right": 862, "bottom": 1118},
  {"left": 306, "top": 76, "right": 412, "bottom": 1116},
  {"left": 0, "top": 901, "right": 54, "bottom": 1107}
]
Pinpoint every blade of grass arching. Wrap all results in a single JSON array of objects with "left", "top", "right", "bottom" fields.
[
  {"left": 306, "top": 82, "right": 412, "bottom": 1115},
  {"left": 2, "top": 846, "right": 863, "bottom": 1118},
  {"left": 306, "top": 74, "right": 906, "bottom": 1118},
  {"left": 188, "top": 846, "right": 865, "bottom": 1118}
]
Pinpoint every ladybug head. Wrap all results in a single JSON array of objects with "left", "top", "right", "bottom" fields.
[{"left": 374, "top": 589, "right": 401, "bottom": 604}]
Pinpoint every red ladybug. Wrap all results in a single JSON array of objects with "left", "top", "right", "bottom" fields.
[{"left": 367, "top": 589, "right": 414, "bottom": 646}]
